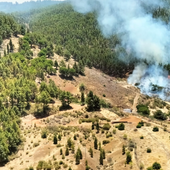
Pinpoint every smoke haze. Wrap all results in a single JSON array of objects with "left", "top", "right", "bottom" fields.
[
  {"left": 0, "top": 0, "right": 64, "bottom": 13},
  {"left": 70, "top": 0, "right": 170, "bottom": 100}
]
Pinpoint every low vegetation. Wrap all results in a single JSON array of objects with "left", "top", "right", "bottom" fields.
[{"left": 136, "top": 104, "right": 150, "bottom": 115}]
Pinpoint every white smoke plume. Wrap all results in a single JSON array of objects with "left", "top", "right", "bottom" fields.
[{"left": 70, "top": 0, "right": 170, "bottom": 100}]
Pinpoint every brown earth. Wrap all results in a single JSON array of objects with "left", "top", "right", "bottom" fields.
[{"left": 120, "top": 115, "right": 141, "bottom": 125}]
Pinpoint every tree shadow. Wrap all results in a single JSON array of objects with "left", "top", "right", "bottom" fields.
[
  {"left": 34, "top": 107, "right": 51, "bottom": 119},
  {"left": 0, "top": 161, "right": 7, "bottom": 167},
  {"left": 59, "top": 75, "right": 75, "bottom": 81},
  {"left": 59, "top": 105, "right": 73, "bottom": 111},
  {"left": 25, "top": 103, "right": 31, "bottom": 110}
]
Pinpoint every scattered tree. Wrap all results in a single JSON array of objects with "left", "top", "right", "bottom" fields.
[
  {"left": 94, "top": 137, "right": 98, "bottom": 150},
  {"left": 53, "top": 135, "right": 58, "bottom": 144},
  {"left": 99, "top": 150, "right": 103, "bottom": 165},
  {"left": 89, "top": 147, "right": 93, "bottom": 158},
  {"left": 65, "top": 146, "right": 69, "bottom": 156},
  {"left": 154, "top": 110, "right": 167, "bottom": 120},
  {"left": 126, "top": 152, "right": 132, "bottom": 164},
  {"left": 122, "top": 145, "right": 125, "bottom": 155},
  {"left": 60, "top": 148, "right": 63, "bottom": 155},
  {"left": 152, "top": 162, "right": 161, "bottom": 170},
  {"left": 118, "top": 123, "right": 125, "bottom": 130}
]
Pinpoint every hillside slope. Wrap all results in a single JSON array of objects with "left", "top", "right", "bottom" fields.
[{"left": 28, "top": 3, "right": 134, "bottom": 77}]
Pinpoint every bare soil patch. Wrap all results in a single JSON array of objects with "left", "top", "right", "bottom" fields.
[
  {"left": 120, "top": 115, "right": 141, "bottom": 125},
  {"left": 74, "top": 68, "right": 139, "bottom": 109}
]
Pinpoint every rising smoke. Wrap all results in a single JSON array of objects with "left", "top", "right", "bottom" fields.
[{"left": 70, "top": 0, "right": 170, "bottom": 100}]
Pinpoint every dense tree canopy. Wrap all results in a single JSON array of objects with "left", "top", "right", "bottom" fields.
[
  {"left": 0, "top": 13, "right": 21, "bottom": 40},
  {"left": 27, "top": 4, "right": 134, "bottom": 77}
]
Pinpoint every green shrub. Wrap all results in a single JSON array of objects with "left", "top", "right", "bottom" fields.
[
  {"left": 139, "top": 120, "right": 144, "bottom": 126},
  {"left": 153, "top": 126, "right": 159, "bottom": 132},
  {"left": 118, "top": 123, "right": 125, "bottom": 130},
  {"left": 63, "top": 164, "right": 68, "bottom": 168},
  {"left": 152, "top": 162, "right": 161, "bottom": 169},
  {"left": 136, "top": 104, "right": 150, "bottom": 115},
  {"left": 103, "top": 123, "right": 111, "bottom": 130},
  {"left": 123, "top": 134, "right": 127, "bottom": 140},
  {"left": 154, "top": 110, "right": 167, "bottom": 120},
  {"left": 103, "top": 140, "right": 110, "bottom": 145},
  {"left": 29, "top": 167, "right": 34, "bottom": 170},
  {"left": 147, "top": 148, "right": 151, "bottom": 153},
  {"left": 41, "top": 130, "right": 47, "bottom": 138},
  {"left": 136, "top": 124, "right": 142, "bottom": 128},
  {"left": 113, "top": 129, "right": 116, "bottom": 134},
  {"left": 128, "top": 139, "right": 135, "bottom": 151},
  {"left": 100, "top": 99, "right": 111, "bottom": 108},
  {"left": 59, "top": 161, "right": 64, "bottom": 165},
  {"left": 33, "top": 142, "right": 39, "bottom": 147},
  {"left": 80, "top": 118, "right": 98, "bottom": 123},
  {"left": 126, "top": 152, "right": 132, "bottom": 164},
  {"left": 106, "top": 132, "right": 112, "bottom": 138},
  {"left": 74, "top": 134, "right": 77, "bottom": 140},
  {"left": 153, "top": 99, "right": 166, "bottom": 109},
  {"left": 140, "top": 136, "right": 144, "bottom": 139}
]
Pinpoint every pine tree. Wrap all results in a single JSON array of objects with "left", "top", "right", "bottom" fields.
[
  {"left": 71, "top": 144, "right": 75, "bottom": 154},
  {"left": 9, "top": 39, "right": 13, "bottom": 52},
  {"left": 86, "top": 91, "right": 94, "bottom": 111},
  {"left": 68, "top": 64, "right": 70, "bottom": 70},
  {"left": 7, "top": 44, "right": 9, "bottom": 54},
  {"left": 86, "top": 166, "right": 90, "bottom": 170},
  {"left": 79, "top": 83, "right": 85, "bottom": 92},
  {"left": 89, "top": 147, "right": 93, "bottom": 158},
  {"left": 100, "top": 150, "right": 103, "bottom": 165},
  {"left": 4, "top": 50, "right": 6, "bottom": 56},
  {"left": 86, "top": 161, "right": 90, "bottom": 170},
  {"left": 122, "top": 145, "right": 125, "bottom": 155},
  {"left": 65, "top": 146, "right": 69, "bottom": 156},
  {"left": 94, "top": 137, "right": 98, "bottom": 150},
  {"left": 102, "top": 149, "right": 105, "bottom": 159},
  {"left": 99, "top": 142, "right": 101, "bottom": 151},
  {"left": 54, "top": 60, "right": 58, "bottom": 69},
  {"left": 21, "top": 25, "right": 25, "bottom": 35},
  {"left": 58, "top": 134, "right": 62, "bottom": 141},
  {"left": 81, "top": 92, "right": 85, "bottom": 105},
  {"left": 93, "top": 95, "right": 101, "bottom": 110},
  {"left": 60, "top": 148, "right": 63, "bottom": 155},
  {"left": 92, "top": 122, "right": 94, "bottom": 130},
  {"left": 62, "top": 154, "right": 65, "bottom": 159},
  {"left": 53, "top": 134, "right": 58, "bottom": 144},
  {"left": 67, "top": 138, "right": 72, "bottom": 148},
  {"left": 0, "top": 36, "right": 2, "bottom": 46},
  {"left": 75, "top": 151, "right": 80, "bottom": 165},
  {"left": 78, "top": 148, "right": 83, "bottom": 159},
  {"left": 78, "top": 60, "right": 85, "bottom": 75},
  {"left": 126, "top": 152, "right": 132, "bottom": 164},
  {"left": 73, "top": 62, "right": 79, "bottom": 75},
  {"left": 74, "top": 134, "right": 77, "bottom": 140},
  {"left": 96, "top": 121, "right": 99, "bottom": 133}
]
